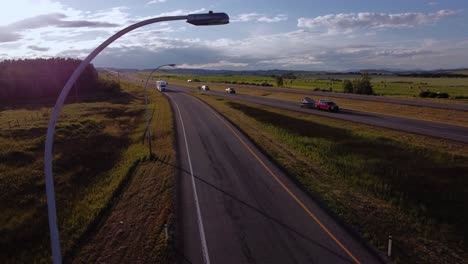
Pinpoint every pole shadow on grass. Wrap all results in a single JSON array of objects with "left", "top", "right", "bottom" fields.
[{"left": 153, "top": 156, "right": 355, "bottom": 264}]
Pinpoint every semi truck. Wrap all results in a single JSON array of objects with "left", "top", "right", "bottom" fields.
[{"left": 156, "top": 80, "right": 167, "bottom": 91}]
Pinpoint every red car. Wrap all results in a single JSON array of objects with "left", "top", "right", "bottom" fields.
[{"left": 316, "top": 100, "right": 339, "bottom": 112}]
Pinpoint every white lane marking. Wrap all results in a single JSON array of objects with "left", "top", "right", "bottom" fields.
[{"left": 167, "top": 94, "right": 211, "bottom": 264}]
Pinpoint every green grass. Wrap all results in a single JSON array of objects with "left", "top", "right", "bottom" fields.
[
  {"left": 0, "top": 75, "right": 173, "bottom": 263},
  {"left": 141, "top": 71, "right": 468, "bottom": 102},
  {"left": 192, "top": 93, "right": 468, "bottom": 264},
  {"left": 167, "top": 79, "right": 468, "bottom": 127}
]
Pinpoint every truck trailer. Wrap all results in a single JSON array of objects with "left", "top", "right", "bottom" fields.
[{"left": 156, "top": 80, "right": 167, "bottom": 91}]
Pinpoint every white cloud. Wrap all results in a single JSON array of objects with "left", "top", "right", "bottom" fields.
[
  {"left": 27, "top": 45, "right": 49, "bottom": 51},
  {"left": 0, "top": 0, "right": 68, "bottom": 25},
  {"left": 0, "top": 1, "right": 128, "bottom": 27},
  {"left": 231, "top": 13, "right": 259, "bottom": 22},
  {"left": 10, "top": 13, "right": 119, "bottom": 29},
  {"left": 258, "top": 56, "right": 322, "bottom": 66},
  {"left": 0, "top": 1, "right": 466, "bottom": 71},
  {"left": 87, "top": 7, "right": 131, "bottom": 24},
  {"left": 0, "top": 3, "right": 129, "bottom": 44},
  {"left": 0, "top": 13, "right": 119, "bottom": 44},
  {"left": 232, "top": 13, "right": 288, "bottom": 23},
  {"left": 67, "top": 30, "right": 468, "bottom": 71},
  {"left": 374, "top": 49, "right": 432, "bottom": 57},
  {"left": 297, "top": 10, "right": 457, "bottom": 32},
  {"left": 147, "top": 0, "right": 167, "bottom": 4},
  {"left": 156, "top": 8, "right": 206, "bottom": 17},
  {"left": 177, "top": 60, "right": 248, "bottom": 69},
  {"left": 0, "top": 28, "right": 21, "bottom": 42},
  {"left": 258, "top": 14, "right": 288, "bottom": 23},
  {"left": 205, "top": 30, "right": 317, "bottom": 58}
]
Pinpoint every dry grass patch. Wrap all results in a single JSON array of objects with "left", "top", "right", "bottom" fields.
[
  {"left": 192, "top": 92, "right": 468, "bottom": 264},
  {"left": 70, "top": 88, "right": 175, "bottom": 263},
  {"left": 1, "top": 76, "right": 175, "bottom": 263}
]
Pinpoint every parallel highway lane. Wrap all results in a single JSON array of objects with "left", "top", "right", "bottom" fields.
[{"left": 169, "top": 85, "right": 468, "bottom": 144}]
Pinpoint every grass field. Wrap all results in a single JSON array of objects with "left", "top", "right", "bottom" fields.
[
  {"left": 69, "top": 78, "right": 176, "bottom": 263},
  {"left": 452, "top": 70, "right": 468, "bottom": 75},
  {"left": 0, "top": 75, "right": 174, "bottom": 262},
  {"left": 143, "top": 71, "right": 468, "bottom": 101},
  {"left": 156, "top": 78, "right": 468, "bottom": 127},
  {"left": 192, "top": 92, "right": 468, "bottom": 264}
]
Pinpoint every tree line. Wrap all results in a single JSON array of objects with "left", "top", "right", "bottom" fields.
[
  {"left": 273, "top": 72, "right": 296, "bottom": 87},
  {"left": 0, "top": 58, "right": 110, "bottom": 102},
  {"left": 342, "top": 73, "right": 374, "bottom": 95}
]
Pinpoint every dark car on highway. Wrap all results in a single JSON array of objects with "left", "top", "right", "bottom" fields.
[
  {"left": 316, "top": 100, "right": 339, "bottom": 112},
  {"left": 226, "top": 87, "right": 236, "bottom": 94},
  {"left": 300, "top": 97, "right": 316, "bottom": 108}
]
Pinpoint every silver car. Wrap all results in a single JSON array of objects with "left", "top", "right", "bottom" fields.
[{"left": 300, "top": 97, "right": 316, "bottom": 109}]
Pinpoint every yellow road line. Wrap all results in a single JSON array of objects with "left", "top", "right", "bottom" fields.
[{"left": 197, "top": 96, "right": 361, "bottom": 264}]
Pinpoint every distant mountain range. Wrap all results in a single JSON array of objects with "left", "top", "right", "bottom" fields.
[
  {"left": 99, "top": 67, "right": 141, "bottom": 72},
  {"left": 98, "top": 67, "right": 468, "bottom": 76}
]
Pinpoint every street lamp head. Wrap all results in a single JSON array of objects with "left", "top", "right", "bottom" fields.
[{"left": 186, "top": 11, "right": 229, "bottom": 26}]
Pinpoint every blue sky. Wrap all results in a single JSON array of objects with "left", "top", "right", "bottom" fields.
[{"left": 0, "top": 0, "right": 467, "bottom": 70}]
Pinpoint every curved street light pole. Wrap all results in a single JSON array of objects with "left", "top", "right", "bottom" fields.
[
  {"left": 143, "top": 63, "right": 176, "bottom": 157},
  {"left": 44, "top": 12, "right": 228, "bottom": 264}
]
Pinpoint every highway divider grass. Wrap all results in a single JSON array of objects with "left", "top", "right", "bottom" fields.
[
  {"left": 192, "top": 92, "right": 468, "bottom": 264},
  {"left": 0, "top": 76, "right": 174, "bottom": 263},
  {"left": 166, "top": 79, "right": 468, "bottom": 127}
]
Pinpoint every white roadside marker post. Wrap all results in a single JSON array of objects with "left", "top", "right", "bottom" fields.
[{"left": 388, "top": 235, "right": 392, "bottom": 257}]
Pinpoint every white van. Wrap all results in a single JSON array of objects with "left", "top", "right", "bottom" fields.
[{"left": 201, "top": 85, "right": 210, "bottom": 91}]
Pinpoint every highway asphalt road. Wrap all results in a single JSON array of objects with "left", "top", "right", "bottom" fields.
[
  {"left": 210, "top": 82, "right": 468, "bottom": 111},
  {"left": 169, "top": 85, "right": 468, "bottom": 144},
  {"left": 166, "top": 89, "right": 383, "bottom": 264}
]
